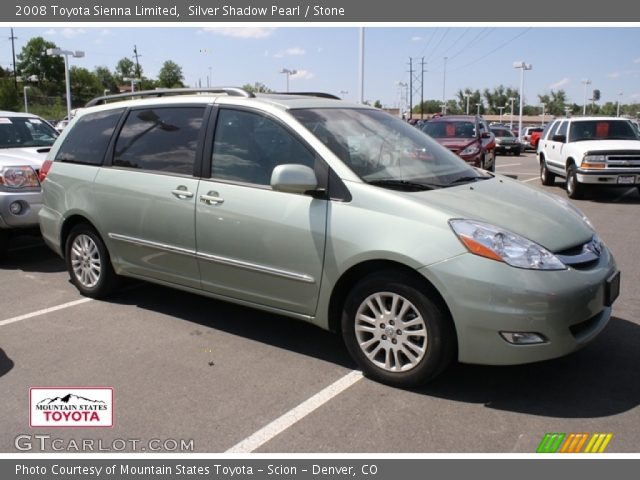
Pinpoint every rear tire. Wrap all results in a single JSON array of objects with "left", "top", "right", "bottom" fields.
[
  {"left": 540, "top": 158, "right": 556, "bottom": 186},
  {"left": 65, "top": 224, "right": 118, "bottom": 298},
  {"left": 341, "top": 270, "right": 455, "bottom": 387},
  {"left": 566, "top": 164, "right": 585, "bottom": 199},
  {"left": 0, "top": 230, "right": 8, "bottom": 261}
]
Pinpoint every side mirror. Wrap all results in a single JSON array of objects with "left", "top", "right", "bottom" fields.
[
  {"left": 271, "top": 164, "right": 318, "bottom": 194},
  {"left": 552, "top": 134, "right": 566, "bottom": 143},
  {"left": 481, "top": 131, "right": 491, "bottom": 139}
]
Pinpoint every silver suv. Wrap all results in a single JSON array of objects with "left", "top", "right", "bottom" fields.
[
  {"left": 538, "top": 116, "right": 640, "bottom": 198},
  {"left": 39, "top": 88, "right": 619, "bottom": 386},
  {"left": 0, "top": 111, "right": 59, "bottom": 256}
]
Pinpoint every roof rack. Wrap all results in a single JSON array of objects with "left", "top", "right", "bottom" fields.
[
  {"left": 85, "top": 87, "right": 254, "bottom": 107},
  {"left": 272, "top": 92, "right": 341, "bottom": 100}
]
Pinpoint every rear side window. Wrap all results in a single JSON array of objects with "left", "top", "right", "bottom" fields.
[
  {"left": 556, "top": 121, "right": 568, "bottom": 137},
  {"left": 55, "top": 109, "right": 123, "bottom": 165},
  {"left": 113, "top": 107, "right": 205, "bottom": 175}
]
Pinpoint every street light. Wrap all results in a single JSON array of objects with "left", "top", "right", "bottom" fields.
[
  {"left": 122, "top": 77, "right": 140, "bottom": 93},
  {"left": 616, "top": 91, "right": 623, "bottom": 117},
  {"left": 582, "top": 79, "right": 592, "bottom": 115},
  {"left": 442, "top": 57, "right": 448, "bottom": 107},
  {"left": 497, "top": 106, "right": 505, "bottom": 124},
  {"left": 508, "top": 97, "right": 515, "bottom": 130},
  {"left": 514, "top": 61, "right": 532, "bottom": 141},
  {"left": 280, "top": 68, "right": 297, "bottom": 92},
  {"left": 475, "top": 103, "right": 482, "bottom": 115},
  {"left": 463, "top": 93, "right": 471, "bottom": 115},
  {"left": 46, "top": 48, "right": 84, "bottom": 120},
  {"left": 540, "top": 103, "right": 546, "bottom": 126},
  {"left": 23, "top": 86, "right": 29, "bottom": 113}
]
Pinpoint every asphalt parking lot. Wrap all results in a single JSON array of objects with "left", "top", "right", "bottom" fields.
[{"left": 1, "top": 151, "right": 639, "bottom": 453}]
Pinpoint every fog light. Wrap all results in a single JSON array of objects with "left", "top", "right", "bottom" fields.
[
  {"left": 9, "top": 201, "right": 23, "bottom": 215},
  {"left": 499, "top": 331, "right": 548, "bottom": 345}
]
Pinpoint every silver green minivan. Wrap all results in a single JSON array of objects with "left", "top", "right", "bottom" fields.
[{"left": 39, "top": 88, "right": 620, "bottom": 386}]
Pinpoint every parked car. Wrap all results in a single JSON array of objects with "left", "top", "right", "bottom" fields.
[
  {"left": 490, "top": 126, "right": 522, "bottom": 155},
  {"left": 521, "top": 126, "right": 544, "bottom": 150},
  {"left": 529, "top": 129, "right": 544, "bottom": 150},
  {"left": 538, "top": 116, "right": 640, "bottom": 198},
  {"left": 39, "top": 88, "right": 619, "bottom": 386},
  {"left": 421, "top": 115, "right": 496, "bottom": 171},
  {"left": 0, "top": 111, "right": 59, "bottom": 257}
]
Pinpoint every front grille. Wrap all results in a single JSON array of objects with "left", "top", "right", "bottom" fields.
[{"left": 555, "top": 236, "right": 602, "bottom": 269}]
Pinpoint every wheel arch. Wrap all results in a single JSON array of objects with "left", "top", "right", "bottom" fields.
[
  {"left": 327, "top": 259, "right": 457, "bottom": 343},
  {"left": 60, "top": 215, "right": 102, "bottom": 258}
]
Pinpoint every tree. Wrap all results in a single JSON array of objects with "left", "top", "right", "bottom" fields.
[
  {"left": 455, "top": 88, "right": 482, "bottom": 114},
  {"left": 373, "top": 100, "right": 382, "bottom": 109},
  {"left": 0, "top": 79, "right": 19, "bottom": 111},
  {"left": 538, "top": 90, "right": 568, "bottom": 116},
  {"left": 158, "top": 60, "right": 184, "bottom": 88},
  {"left": 115, "top": 57, "right": 135, "bottom": 80},
  {"left": 17, "top": 37, "right": 65, "bottom": 85},
  {"left": 94, "top": 66, "right": 117, "bottom": 93},
  {"left": 483, "top": 85, "right": 520, "bottom": 114},
  {"left": 242, "top": 82, "right": 274, "bottom": 93},
  {"left": 69, "top": 67, "right": 103, "bottom": 107},
  {"left": 413, "top": 100, "right": 443, "bottom": 115}
]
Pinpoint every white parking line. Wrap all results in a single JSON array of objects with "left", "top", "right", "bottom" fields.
[
  {"left": 496, "top": 163, "right": 523, "bottom": 168},
  {"left": 226, "top": 370, "right": 363, "bottom": 453},
  {"left": 0, "top": 298, "right": 93, "bottom": 327},
  {"left": 521, "top": 177, "right": 539, "bottom": 183}
]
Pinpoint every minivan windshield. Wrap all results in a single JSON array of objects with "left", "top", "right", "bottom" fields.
[
  {"left": 290, "top": 108, "right": 485, "bottom": 189},
  {"left": 0, "top": 116, "right": 58, "bottom": 148},
  {"left": 568, "top": 120, "right": 639, "bottom": 142}
]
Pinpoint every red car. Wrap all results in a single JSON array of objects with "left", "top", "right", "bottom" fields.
[
  {"left": 422, "top": 115, "right": 496, "bottom": 171},
  {"left": 530, "top": 129, "right": 543, "bottom": 150}
]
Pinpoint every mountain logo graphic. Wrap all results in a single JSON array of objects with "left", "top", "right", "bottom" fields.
[{"left": 30, "top": 387, "right": 114, "bottom": 428}]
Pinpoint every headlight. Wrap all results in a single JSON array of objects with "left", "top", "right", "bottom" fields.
[
  {"left": 460, "top": 144, "right": 480, "bottom": 156},
  {"left": 583, "top": 154, "right": 606, "bottom": 163},
  {"left": 0, "top": 166, "right": 40, "bottom": 189},
  {"left": 449, "top": 219, "right": 566, "bottom": 270},
  {"left": 549, "top": 194, "right": 594, "bottom": 230}
]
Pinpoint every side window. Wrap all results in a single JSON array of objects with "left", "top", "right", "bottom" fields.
[
  {"left": 55, "top": 109, "right": 124, "bottom": 165},
  {"left": 211, "top": 109, "right": 316, "bottom": 186},
  {"left": 556, "top": 121, "right": 568, "bottom": 137},
  {"left": 113, "top": 107, "right": 205, "bottom": 175},
  {"left": 545, "top": 121, "right": 560, "bottom": 140}
]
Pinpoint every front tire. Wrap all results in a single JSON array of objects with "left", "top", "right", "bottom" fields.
[
  {"left": 566, "top": 164, "right": 585, "bottom": 199},
  {"left": 65, "top": 224, "right": 118, "bottom": 298},
  {"left": 0, "top": 230, "right": 8, "bottom": 260},
  {"left": 341, "top": 270, "right": 455, "bottom": 387}
]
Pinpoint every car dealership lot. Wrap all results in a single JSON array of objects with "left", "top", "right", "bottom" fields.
[{"left": 1, "top": 152, "right": 639, "bottom": 453}]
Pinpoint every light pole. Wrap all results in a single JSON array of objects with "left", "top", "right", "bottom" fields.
[
  {"left": 23, "top": 86, "right": 29, "bottom": 113},
  {"left": 208, "top": 67, "right": 212, "bottom": 88},
  {"left": 46, "top": 48, "right": 85, "bottom": 120},
  {"left": 616, "top": 91, "right": 623, "bottom": 117},
  {"left": 280, "top": 68, "right": 297, "bottom": 92},
  {"left": 508, "top": 97, "right": 515, "bottom": 130},
  {"left": 497, "top": 106, "right": 505, "bottom": 124},
  {"left": 582, "top": 79, "right": 592, "bottom": 115},
  {"left": 476, "top": 103, "right": 482, "bottom": 115},
  {"left": 123, "top": 77, "right": 139, "bottom": 93},
  {"left": 442, "top": 56, "right": 448, "bottom": 107},
  {"left": 514, "top": 61, "right": 532, "bottom": 141},
  {"left": 564, "top": 106, "right": 572, "bottom": 117},
  {"left": 464, "top": 93, "right": 471, "bottom": 115},
  {"left": 540, "top": 103, "right": 546, "bottom": 126}
]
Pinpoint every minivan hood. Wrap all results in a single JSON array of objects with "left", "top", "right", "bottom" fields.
[
  {"left": 0, "top": 147, "right": 49, "bottom": 168},
  {"left": 410, "top": 175, "right": 593, "bottom": 252},
  {"left": 435, "top": 138, "right": 476, "bottom": 150}
]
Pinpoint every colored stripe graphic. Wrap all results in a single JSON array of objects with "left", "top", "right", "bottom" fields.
[{"left": 537, "top": 433, "right": 613, "bottom": 453}]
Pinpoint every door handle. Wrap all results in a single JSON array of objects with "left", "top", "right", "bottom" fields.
[
  {"left": 172, "top": 186, "right": 194, "bottom": 199},
  {"left": 200, "top": 191, "right": 224, "bottom": 205}
]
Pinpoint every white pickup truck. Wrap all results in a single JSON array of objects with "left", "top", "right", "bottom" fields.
[{"left": 537, "top": 116, "right": 640, "bottom": 198}]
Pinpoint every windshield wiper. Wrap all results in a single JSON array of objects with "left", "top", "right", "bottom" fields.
[
  {"left": 446, "top": 175, "right": 490, "bottom": 186},
  {"left": 367, "top": 179, "right": 442, "bottom": 191}
]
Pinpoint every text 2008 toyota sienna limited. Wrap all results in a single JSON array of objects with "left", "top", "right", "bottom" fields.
[{"left": 38, "top": 88, "right": 619, "bottom": 386}]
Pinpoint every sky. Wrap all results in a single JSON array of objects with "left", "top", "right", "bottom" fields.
[{"left": 3, "top": 26, "right": 640, "bottom": 110}]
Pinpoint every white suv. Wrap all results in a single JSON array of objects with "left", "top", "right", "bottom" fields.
[{"left": 538, "top": 116, "right": 640, "bottom": 198}]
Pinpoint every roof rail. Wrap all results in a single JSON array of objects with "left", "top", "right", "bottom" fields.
[
  {"left": 272, "top": 92, "right": 341, "bottom": 100},
  {"left": 85, "top": 87, "right": 254, "bottom": 107}
]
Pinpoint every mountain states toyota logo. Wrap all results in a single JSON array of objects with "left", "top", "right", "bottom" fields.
[{"left": 29, "top": 387, "right": 113, "bottom": 428}]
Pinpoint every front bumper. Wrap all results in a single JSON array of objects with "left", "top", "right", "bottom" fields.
[
  {"left": 495, "top": 143, "right": 522, "bottom": 154},
  {"left": 419, "top": 247, "right": 617, "bottom": 365},
  {"left": 577, "top": 169, "right": 640, "bottom": 186},
  {"left": 0, "top": 189, "right": 42, "bottom": 230}
]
